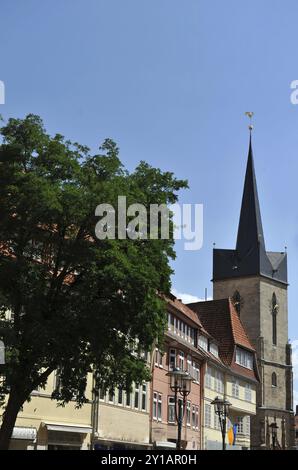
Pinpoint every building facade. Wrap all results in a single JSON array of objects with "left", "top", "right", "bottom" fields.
[
  {"left": 212, "top": 134, "right": 295, "bottom": 449},
  {"left": 6, "top": 371, "right": 93, "bottom": 450},
  {"left": 150, "top": 295, "right": 205, "bottom": 449},
  {"left": 190, "top": 298, "right": 259, "bottom": 450}
]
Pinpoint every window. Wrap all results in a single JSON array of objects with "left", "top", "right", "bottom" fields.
[
  {"left": 54, "top": 371, "right": 62, "bottom": 393},
  {"left": 214, "top": 370, "right": 224, "bottom": 393},
  {"left": 99, "top": 388, "right": 105, "bottom": 401},
  {"left": 141, "top": 384, "right": 147, "bottom": 411},
  {"left": 235, "top": 347, "right": 253, "bottom": 369},
  {"left": 214, "top": 411, "right": 221, "bottom": 430},
  {"left": 168, "top": 312, "right": 173, "bottom": 331},
  {"left": 155, "top": 348, "right": 163, "bottom": 367},
  {"left": 232, "top": 378, "right": 239, "bottom": 398},
  {"left": 245, "top": 383, "right": 252, "bottom": 401},
  {"left": 272, "top": 293, "right": 278, "bottom": 346},
  {"left": 181, "top": 322, "right": 186, "bottom": 339},
  {"left": 205, "top": 366, "right": 212, "bottom": 389},
  {"left": 236, "top": 416, "right": 244, "bottom": 433},
  {"left": 134, "top": 384, "right": 140, "bottom": 409},
  {"left": 175, "top": 317, "right": 179, "bottom": 334},
  {"left": 108, "top": 389, "right": 114, "bottom": 403},
  {"left": 198, "top": 335, "right": 208, "bottom": 351},
  {"left": 190, "top": 328, "right": 195, "bottom": 346},
  {"left": 272, "top": 372, "right": 277, "bottom": 387},
  {"left": 187, "top": 355, "right": 192, "bottom": 375},
  {"left": 245, "top": 416, "right": 250, "bottom": 436},
  {"left": 126, "top": 389, "right": 131, "bottom": 407},
  {"left": 192, "top": 361, "right": 200, "bottom": 382},
  {"left": 178, "top": 351, "right": 185, "bottom": 371},
  {"left": 168, "top": 396, "right": 175, "bottom": 423},
  {"left": 204, "top": 404, "right": 211, "bottom": 427},
  {"left": 118, "top": 387, "right": 123, "bottom": 405},
  {"left": 192, "top": 405, "right": 196, "bottom": 428},
  {"left": 209, "top": 342, "right": 219, "bottom": 357},
  {"left": 195, "top": 406, "right": 199, "bottom": 429},
  {"left": 186, "top": 401, "right": 191, "bottom": 426},
  {"left": 153, "top": 392, "right": 162, "bottom": 421},
  {"left": 169, "top": 348, "right": 176, "bottom": 370}
]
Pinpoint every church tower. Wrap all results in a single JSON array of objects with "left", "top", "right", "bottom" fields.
[{"left": 212, "top": 131, "right": 295, "bottom": 449}]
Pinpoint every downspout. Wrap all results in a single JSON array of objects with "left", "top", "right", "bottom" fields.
[{"left": 200, "top": 360, "right": 206, "bottom": 450}]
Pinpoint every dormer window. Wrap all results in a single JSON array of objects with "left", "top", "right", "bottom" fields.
[
  {"left": 235, "top": 347, "right": 253, "bottom": 369},
  {"left": 209, "top": 342, "right": 219, "bottom": 358},
  {"left": 198, "top": 335, "right": 208, "bottom": 351}
]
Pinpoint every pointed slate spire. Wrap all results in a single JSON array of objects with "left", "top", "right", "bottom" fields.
[
  {"left": 236, "top": 133, "right": 266, "bottom": 256},
  {"left": 213, "top": 126, "right": 287, "bottom": 285}
]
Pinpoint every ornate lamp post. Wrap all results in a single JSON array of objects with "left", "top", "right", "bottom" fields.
[
  {"left": 211, "top": 396, "right": 231, "bottom": 450},
  {"left": 269, "top": 420, "right": 279, "bottom": 450},
  {"left": 166, "top": 368, "right": 192, "bottom": 450}
]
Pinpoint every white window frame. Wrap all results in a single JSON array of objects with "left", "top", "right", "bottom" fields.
[
  {"left": 205, "top": 366, "right": 212, "bottom": 389},
  {"left": 168, "top": 396, "right": 175, "bottom": 423},
  {"left": 169, "top": 348, "right": 176, "bottom": 370},
  {"left": 245, "top": 383, "right": 252, "bottom": 402},
  {"left": 232, "top": 378, "right": 240, "bottom": 398},
  {"left": 153, "top": 392, "right": 162, "bottom": 421},
  {"left": 192, "top": 361, "right": 200, "bottom": 383},
  {"left": 134, "top": 384, "right": 140, "bottom": 409},
  {"left": 237, "top": 416, "right": 244, "bottom": 434},
  {"left": 125, "top": 389, "right": 131, "bottom": 407},
  {"left": 214, "top": 370, "right": 224, "bottom": 393},
  {"left": 141, "top": 384, "right": 147, "bottom": 411},
  {"left": 204, "top": 403, "right": 211, "bottom": 428},
  {"left": 235, "top": 347, "right": 253, "bottom": 370},
  {"left": 198, "top": 335, "right": 208, "bottom": 351},
  {"left": 118, "top": 387, "right": 123, "bottom": 406},
  {"left": 186, "top": 401, "right": 191, "bottom": 426},
  {"left": 178, "top": 350, "right": 185, "bottom": 371},
  {"left": 209, "top": 342, "right": 219, "bottom": 357}
]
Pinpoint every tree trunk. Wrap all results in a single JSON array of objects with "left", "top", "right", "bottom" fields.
[{"left": 0, "top": 390, "right": 25, "bottom": 450}]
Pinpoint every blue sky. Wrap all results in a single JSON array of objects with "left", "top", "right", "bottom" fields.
[{"left": 1, "top": 0, "right": 298, "bottom": 403}]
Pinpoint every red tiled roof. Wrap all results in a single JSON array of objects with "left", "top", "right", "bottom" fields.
[
  {"left": 164, "top": 294, "right": 209, "bottom": 335},
  {"left": 187, "top": 298, "right": 259, "bottom": 381}
]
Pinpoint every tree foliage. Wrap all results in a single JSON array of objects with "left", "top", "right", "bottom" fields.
[{"left": 0, "top": 114, "right": 187, "bottom": 445}]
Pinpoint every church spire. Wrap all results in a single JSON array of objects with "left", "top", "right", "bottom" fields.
[
  {"left": 212, "top": 118, "right": 287, "bottom": 285},
  {"left": 236, "top": 133, "right": 265, "bottom": 256}
]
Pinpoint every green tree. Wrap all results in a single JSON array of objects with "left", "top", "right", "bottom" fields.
[{"left": 0, "top": 114, "right": 187, "bottom": 449}]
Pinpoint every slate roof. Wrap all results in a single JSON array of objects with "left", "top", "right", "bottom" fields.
[
  {"left": 187, "top": 298, "right": 259, "bottom": 381},
  {"left": 213, "top": 135, "right": 287, "bottom": 285}
]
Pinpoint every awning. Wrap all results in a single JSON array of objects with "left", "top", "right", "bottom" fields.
[
  {"left": 43, "top": 422, "right": 92, "bottom": 434},
  {"left": 12, "top": 427, "right": 37, "bottom": 440},
  {"left": 155, "top": 441, "right": 176, "bottom": 449},
  {"left": 95, "top": 437, "right": 152, "bottom": 447}
]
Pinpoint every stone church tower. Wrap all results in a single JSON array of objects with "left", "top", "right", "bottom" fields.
[{"left": 212, "top": 133, "right": 295, "bottom": 449}]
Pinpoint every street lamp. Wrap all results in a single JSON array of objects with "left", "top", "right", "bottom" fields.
[
  {"left": 166, "top": 368, "right": 192, "bottom": 450},
  {"left": 211, "top": 396, "right": 231, "bottom": 450},
  {"left": 269, "top": 420, "right": 279, "bottom": 450}
]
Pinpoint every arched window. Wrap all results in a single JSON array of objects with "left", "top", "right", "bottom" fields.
[
  {"left": 232, "top": 290, "right": 241, "bottom": 316},
  {"left": 272, "top": 372, "right": 277, "bottom": 387},
  {"left": 272, "top": 293, "right": 278, "bottom": 345}
]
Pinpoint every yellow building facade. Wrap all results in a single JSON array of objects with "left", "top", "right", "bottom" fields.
[{"left": 202, "top": 362, "right": 257, "bottom": 450}]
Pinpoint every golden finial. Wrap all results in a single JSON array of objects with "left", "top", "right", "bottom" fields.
[{"left": 245, "top": 111, "right": 254, "bottom": 131}]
